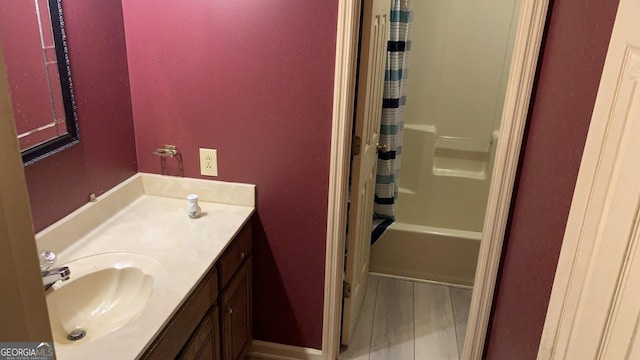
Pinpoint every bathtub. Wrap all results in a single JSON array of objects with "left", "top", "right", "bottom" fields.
[
  {"left": 370, "top": 123, "right": 494, "bottom": 287},
  {"left": 370, "top": 222, "right": 481, "bottom": 287}
]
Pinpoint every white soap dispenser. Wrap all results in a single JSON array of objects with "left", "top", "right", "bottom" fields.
[{"left": 187, "top": 194, "right": 202, "bottom": 219}]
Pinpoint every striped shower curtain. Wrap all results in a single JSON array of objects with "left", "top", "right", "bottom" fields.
[{"left": 373, "top": 0, "right": 412, "bottom": 224}]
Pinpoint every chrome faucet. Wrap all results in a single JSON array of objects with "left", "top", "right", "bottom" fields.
[{"left": 40, "top": 250, "right": 70, "bottom": 291}]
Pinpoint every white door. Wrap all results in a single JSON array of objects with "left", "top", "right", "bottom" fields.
[
  {"left": 538, "top": 0, "right": 640, "bottom": 358},
  {"left": 341, "top": 0, "right": 390, "bottom": 346}
]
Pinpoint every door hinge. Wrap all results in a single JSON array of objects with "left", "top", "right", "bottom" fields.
[
  {"left": 343, "top": 281, "right": 352, "bottom": 298},
  {"left": 352, "top": 136, "right": 362, "bottom": 156}
]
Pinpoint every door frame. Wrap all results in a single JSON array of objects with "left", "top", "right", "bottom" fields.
[{"left": 321, "top": 0, "right": 550, "bottom": 359}]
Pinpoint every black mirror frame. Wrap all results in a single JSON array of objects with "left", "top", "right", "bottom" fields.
[{"left": 22, "top": 0, "right": 79, "bottom": 166}]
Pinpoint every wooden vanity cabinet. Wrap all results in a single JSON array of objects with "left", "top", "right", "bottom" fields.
[{"left": 141, "top": 222, "right": 252, "bottom": 360}]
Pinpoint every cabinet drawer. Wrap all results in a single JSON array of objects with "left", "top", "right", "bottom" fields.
[
  {"left": 218, "top": 222, "right": 252, "bottom": 288},
  {"left": 142, "top": 268, "right": 218, "bottom": 360}
]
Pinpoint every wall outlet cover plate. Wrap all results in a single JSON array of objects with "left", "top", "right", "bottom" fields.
[{"left": 199, "top": 148, "right": 218, "bottom": 176}]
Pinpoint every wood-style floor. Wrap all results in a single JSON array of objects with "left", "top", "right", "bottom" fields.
[{"left": 339, "top": 275, "right": 472, "bottom": 360}]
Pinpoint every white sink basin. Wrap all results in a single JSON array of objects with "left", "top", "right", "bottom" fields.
[{"left": 46, "top": 252, "right": 167, "bottom": 347}]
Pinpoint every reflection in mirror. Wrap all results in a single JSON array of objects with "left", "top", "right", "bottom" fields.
[{"left": 0, "top": 0, "right": 78, "bottom": 165}]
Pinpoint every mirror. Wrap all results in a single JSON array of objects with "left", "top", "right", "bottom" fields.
[{"left": 0, "top": 0, "right": 78, "bottom": 165}]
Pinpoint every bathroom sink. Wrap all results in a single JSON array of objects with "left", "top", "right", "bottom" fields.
[{"left": 45, "top": 252, "right": 167, "bottom": 346}]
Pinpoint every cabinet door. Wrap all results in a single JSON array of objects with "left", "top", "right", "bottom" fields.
[
  {"left": 221, "top": 256, "right": 252, "bottom": 360},
  {"left": 179, "top": 307, "right": 221, "bottom": 360}
]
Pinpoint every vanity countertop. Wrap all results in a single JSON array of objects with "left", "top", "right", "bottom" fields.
[{"left": 37, "top": 173, "right": 255, "bottom": 360}]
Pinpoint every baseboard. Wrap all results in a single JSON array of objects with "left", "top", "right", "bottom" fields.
[{"left": 247, "top": 340, "right": 323, "bottom": 360}]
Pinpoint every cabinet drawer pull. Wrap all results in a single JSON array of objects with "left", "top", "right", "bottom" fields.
[
  {"left": 227, "top": 307, "right": 233, "bottom": 314},
  {"left": 240, "top": 252, "right": 246, "bottom": 260}
]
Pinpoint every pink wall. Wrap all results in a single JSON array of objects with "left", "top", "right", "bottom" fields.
[
  {"left": 122, "top": 0, "right": 338, "bottom": 349},
  {"left": 22, "top": 0, "right": 137, "bottom": 232},
  {"left": 484, "top": 0, "right": 620, "bottom": 358}
]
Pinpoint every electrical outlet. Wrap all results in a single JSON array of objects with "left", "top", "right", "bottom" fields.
[{"left": 199, "top": 148, "right": 218, "bottom": 176}]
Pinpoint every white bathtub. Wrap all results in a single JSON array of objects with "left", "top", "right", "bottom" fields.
[{"left": 370, "top": 222, "right": 481, "bottom": 287}]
